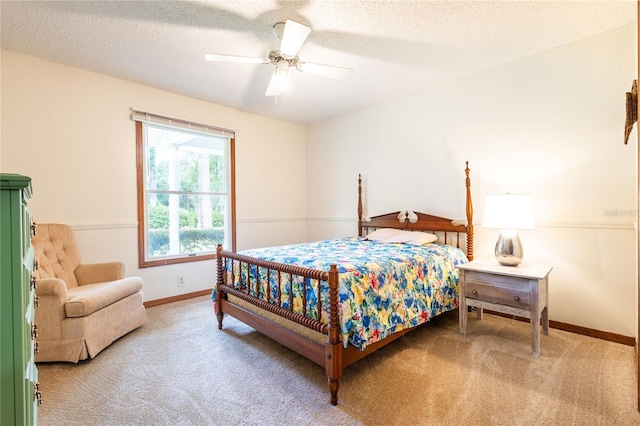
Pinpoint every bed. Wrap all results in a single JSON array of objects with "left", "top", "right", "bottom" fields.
[{"left": 214, "top": 162, "right": 474, "bottom": 405}]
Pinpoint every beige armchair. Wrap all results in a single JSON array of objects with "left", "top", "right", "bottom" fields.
[{"left": 32, "top": 223, "right": 147, "bottom": 363}]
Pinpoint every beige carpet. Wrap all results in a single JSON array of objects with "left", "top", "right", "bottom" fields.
[{"left": 37, "top": 296, "right": 640, "bottom": 425}]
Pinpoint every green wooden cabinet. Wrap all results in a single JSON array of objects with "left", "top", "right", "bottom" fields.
[{"left": 0, "top": 174, "right": 40, "bottom": 425}]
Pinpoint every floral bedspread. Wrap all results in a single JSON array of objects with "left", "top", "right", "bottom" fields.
[{"left": 221, "top": 237, "right": 468, "bottom": 350}]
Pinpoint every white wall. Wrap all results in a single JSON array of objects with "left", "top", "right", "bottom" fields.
[
  {"left": 0, "top": 49, "right": 307, "bottom": 302},
  {"left": 306, "top": 24, "right": 637, "bottom": 338}
]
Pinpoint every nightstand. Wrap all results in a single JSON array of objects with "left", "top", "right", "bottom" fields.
[{"left": 457, "top": 260, "right": 552, "bottom": 356}]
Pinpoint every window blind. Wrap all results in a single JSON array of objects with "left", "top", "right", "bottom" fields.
[{"left": 130, "top": 108, "right": 235, "bottom": 138}]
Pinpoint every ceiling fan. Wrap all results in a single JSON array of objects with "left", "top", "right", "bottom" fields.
[{"left": 204, "top": 19, "right": 353, "bottom": 97}]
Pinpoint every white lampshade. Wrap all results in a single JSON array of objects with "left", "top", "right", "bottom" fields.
[{"left": 482, "top": 194, "right": 534, "bottom": 230}]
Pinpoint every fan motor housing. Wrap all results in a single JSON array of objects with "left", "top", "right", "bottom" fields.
[{"left": 268, "top": 50, "right": 299, "bottom": 67}]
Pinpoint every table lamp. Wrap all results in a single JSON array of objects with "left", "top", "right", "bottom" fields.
[{"left": 482, "top": 194, "right": 534, "bottom": 266}]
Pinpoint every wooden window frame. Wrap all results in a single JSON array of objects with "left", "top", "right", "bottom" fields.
[{"left": 135, "top": 120, "right": 236, "bottom": 268}]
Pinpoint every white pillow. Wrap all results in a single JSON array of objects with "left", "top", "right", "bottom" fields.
[
  {"left": 366, "top": 228, "right": 438, "bottom": 245},
  {"left": 394, "top": 231, "right": 438, "bottom": 245},
  {"left": 365, "top": 228, "right": 400, "bottom": 242}
]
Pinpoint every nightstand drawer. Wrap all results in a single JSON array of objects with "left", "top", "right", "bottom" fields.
[
  {"left": 464, "top": 279, "right": 530, "bottom": 309},
  {"left": 464, "top": 271, "right": 531, "bottom": 309}
]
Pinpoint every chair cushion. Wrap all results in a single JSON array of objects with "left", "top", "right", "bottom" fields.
[
  {"left": 33, "top": 223, "right": 82, "bottom": 287},
  {"left": 65, "top": 277, "right": 143, "bottom": 317}
]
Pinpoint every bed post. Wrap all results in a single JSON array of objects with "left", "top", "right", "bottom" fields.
[
  {"left": 357, "top": 173, "right": 363, "bottom": 237},
  {"left": 465, "top": 162, "right": 474, "bottom": 260},
  {"left": 325, "top": 264, "right": 342, "bottom": 405},
  {"left": 216, "top": 244, "right": 225, "bottom": 329}
]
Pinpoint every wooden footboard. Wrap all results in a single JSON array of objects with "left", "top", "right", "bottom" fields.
[{"left": 215, "top": 246, "right": 343, "bottom": 404}]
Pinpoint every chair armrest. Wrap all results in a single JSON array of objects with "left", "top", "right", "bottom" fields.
[
  {"left": 35, "top": 277, "right": 68, "bottom": 301},
  {"left": 35, "top": 278, "right": 69, "bottom": 340},
  {"left": 75, "top": 262, "right": 126, "bottom": 285}
]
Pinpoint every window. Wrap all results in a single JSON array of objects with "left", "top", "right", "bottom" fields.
[{"left": 132, "top": 110, "right": 235, "bottom": 267}]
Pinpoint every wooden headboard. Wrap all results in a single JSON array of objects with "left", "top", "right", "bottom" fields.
[{"left": 357, "top": 162, "right": 474, "bottom": 260}]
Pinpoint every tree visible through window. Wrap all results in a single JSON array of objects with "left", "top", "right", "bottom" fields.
[{"left": 133, "top": 112, "right": 235, "bottom": 267}]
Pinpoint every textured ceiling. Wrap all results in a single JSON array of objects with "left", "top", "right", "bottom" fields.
[{"left": 0, "top": 1, "right": 635, "bottom": 125}]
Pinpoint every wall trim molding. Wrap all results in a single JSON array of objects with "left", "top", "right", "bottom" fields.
[
  {"left": 67, "top": 218, "right": 635, "bottom": 231},
  {"left": 533, "top": 222, "right": 635, "bottom": 231},
  {"left": 144, "top": 289, "right": 211, "bottom": 308},
  {"left": 305, "top": 217, "right": 636, "bottom": 231},
  {"left": 486, "top": 310, "right": 635, "bottom": 346},
  {"left": 237, "top": 217, "right": 306, "bottom": 223}
]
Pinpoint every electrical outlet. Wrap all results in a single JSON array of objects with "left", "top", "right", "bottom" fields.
[{"left": 177, "top": 276, "right": 185, "bottom": 287}]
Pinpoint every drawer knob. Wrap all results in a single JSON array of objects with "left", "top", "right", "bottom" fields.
[
  {"left": 514, "top": 296, "right": 521, "bottom": 302},
  {"left": 471, "top": 290, "right": 478, "bottom": 295}
]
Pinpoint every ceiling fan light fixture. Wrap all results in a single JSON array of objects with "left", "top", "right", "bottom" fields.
[
  {"left": 275, "top": 68, "right": 289, "bottom": 80},
  {"left": 275, "top": 60, "right": 290, "bottom": 74},
  {"left": 266, "top": 58, "right": 292, "bottom": 97},
  {"left": 275, "top": 65, "right": 290, "bottom": 90}
]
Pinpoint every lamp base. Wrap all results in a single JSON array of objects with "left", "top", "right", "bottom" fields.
[{"left": 495, "top": 229, "right": 523, "bottom": 266}]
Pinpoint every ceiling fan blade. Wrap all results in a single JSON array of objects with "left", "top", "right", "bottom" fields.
[
  {"left": 280, "top": 20, "right": 311, "bottom": 57},
  {"left": 265, "top": 72, "right": 284, "bottom": 97},
  {"left": 296, "top": 62, "right": 353, "bottom": 80},
  {"left": 204, "top": 53, "right": 268, "bottom": 64}
]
